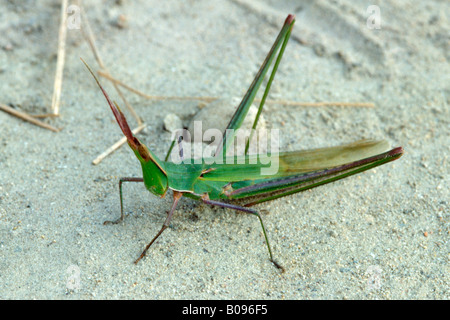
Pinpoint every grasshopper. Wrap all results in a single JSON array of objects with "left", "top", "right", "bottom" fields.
[{"left": 83, "top": 14, "right": 403, "bottom": 271}]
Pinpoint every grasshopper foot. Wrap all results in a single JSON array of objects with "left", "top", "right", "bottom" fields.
[
  {"left": 103, "top": 216, "right": 124, "bottom": 225},
  {"left": 271, "top": 259, "right": 285, "bottom": 273}
]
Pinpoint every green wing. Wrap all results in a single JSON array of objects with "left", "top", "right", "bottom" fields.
[
  {"left": 196, "top": 140, "right": 403, "bottom": 202},
  {"left": 201, "top": 139, "right": 388, "bottom": 181}
]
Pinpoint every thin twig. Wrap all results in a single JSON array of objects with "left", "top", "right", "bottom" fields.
[
  {"left": 51, "top": 0, "right": 69, "bottom": 116},
  {"left": 0, "top": 103, "right": 60, "bottom": 132},
  {"left": 28, "top": 113, "right": 60, "bottom": 118},
  {"left": 92, "top": 124, "right": 146, "bottom": 165},
  {"left": 98, "top": 70, "right": 374, "bottom": 108},
  {"left": 97, "top": 70, "right": 218, "bottom": 102},
  {"left": 80, "top": 5, "right": 142, "bottom": 125},
  {"left": 263, "top": 100, "right": 375, "bottom": 108},
  {"left": 79, "top": 3, "right": 105, "bottom": 68}
]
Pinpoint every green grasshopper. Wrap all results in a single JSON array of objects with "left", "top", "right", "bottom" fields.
[{"left": 83, "top": 14, "right": 403, "bottom": 271}]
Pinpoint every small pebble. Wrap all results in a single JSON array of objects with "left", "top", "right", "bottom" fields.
[{"left": 163, "top": 113, "right": 183, "bottom": 133}]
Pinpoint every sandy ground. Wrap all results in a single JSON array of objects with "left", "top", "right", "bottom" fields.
[{"left": 0, "top": 0, "right": 448, "bottom": 299}]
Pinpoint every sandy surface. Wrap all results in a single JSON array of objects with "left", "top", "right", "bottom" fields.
[{"left": 0, "top": 0, "right": 448, "bottom": 299}]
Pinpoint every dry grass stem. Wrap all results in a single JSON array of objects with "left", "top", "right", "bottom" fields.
[
  {"left": 92, "top": 124, "right": 146, "bottom": 165},
  {"left": 98, "top": 70, "right": 374, "bottom": 108},
  {"left": 51, "top": 0, "right": 69, "bottom": 116},
  {"left": 80, "top": 5, "right": 142, "bottom": 125},
  {"left": 0, "top": 102, "right": 60, "bottom": 132}
]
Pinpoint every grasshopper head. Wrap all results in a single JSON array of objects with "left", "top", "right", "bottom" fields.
[{"left": 82, "top": 59, "right": 168, "bottom": 197}]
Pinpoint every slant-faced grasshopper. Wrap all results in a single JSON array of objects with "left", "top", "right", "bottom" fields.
[{"left": 83, "top": 14, "right": 403, "bottom": 271}]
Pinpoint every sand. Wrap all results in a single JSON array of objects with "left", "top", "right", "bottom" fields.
[{"left": 0, "top": 0, "right": 448, "bottom": 299}]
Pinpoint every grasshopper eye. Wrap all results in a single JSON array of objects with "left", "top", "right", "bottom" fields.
[{"left": 137, "top": 144, "right": 151, "bottom": 162}]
